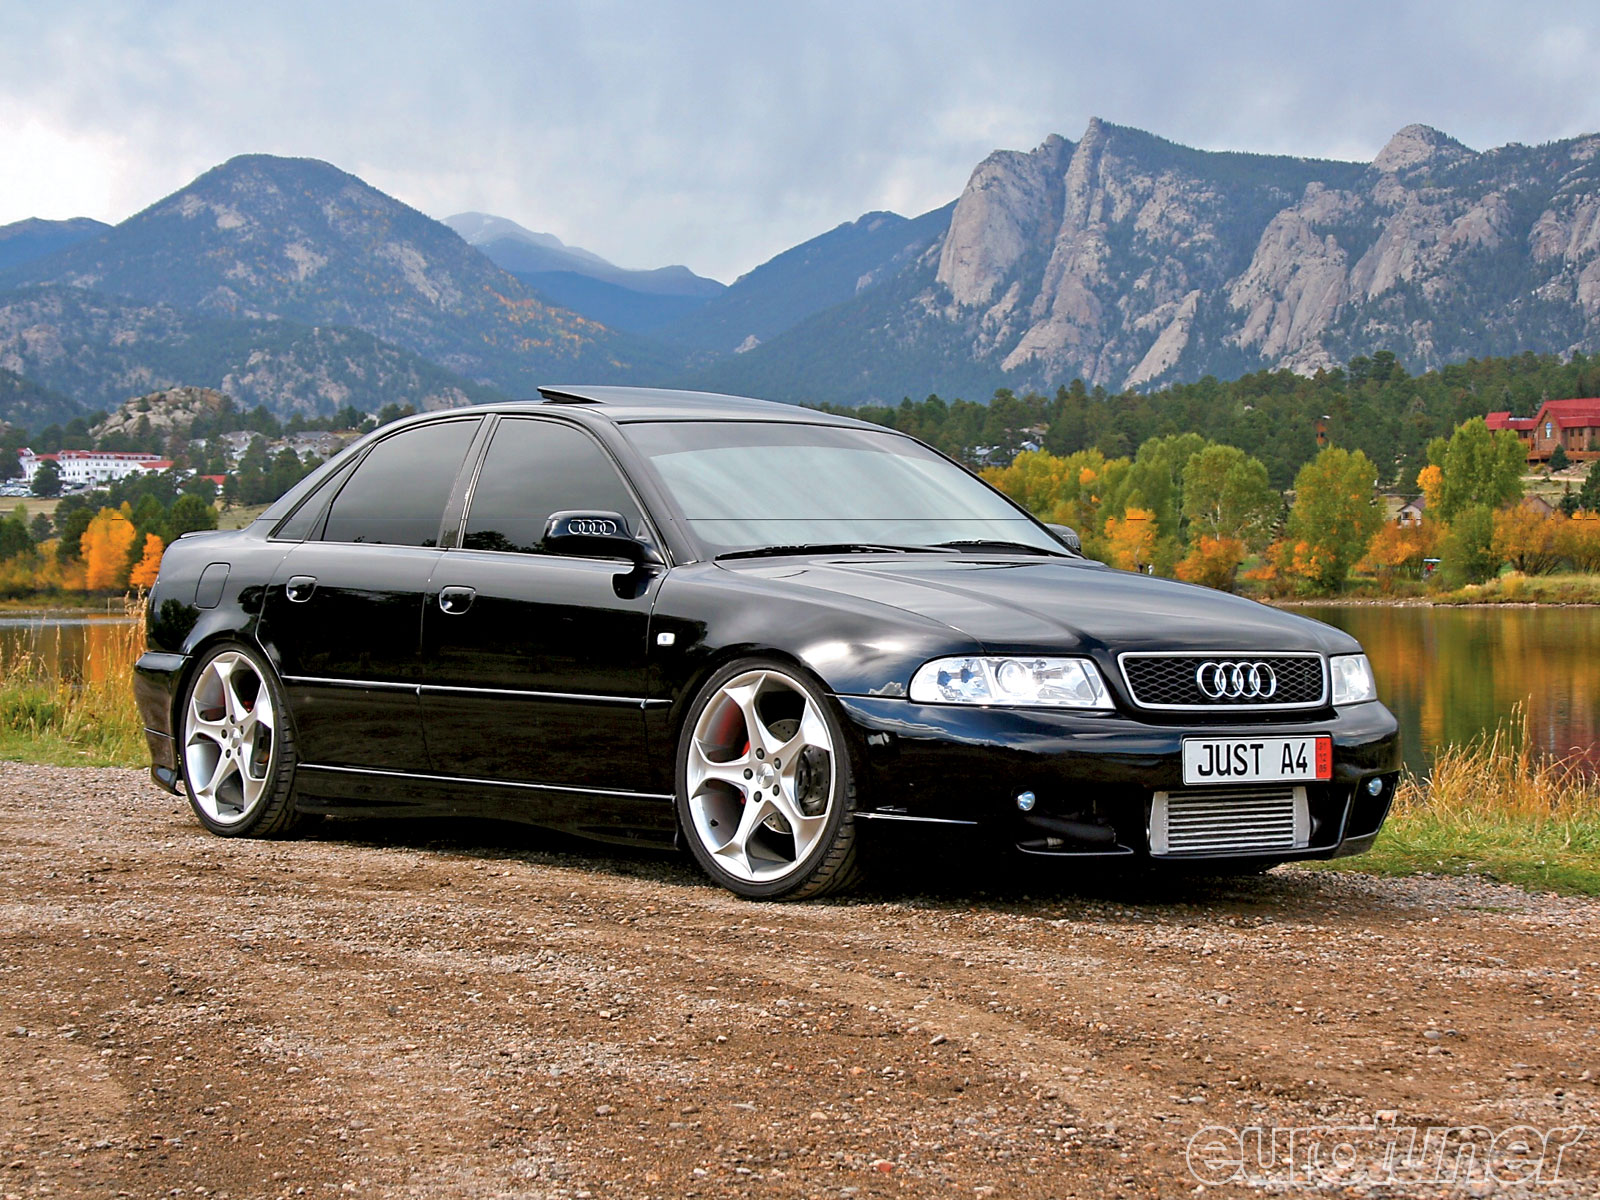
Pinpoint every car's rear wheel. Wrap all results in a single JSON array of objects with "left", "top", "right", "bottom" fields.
[
  {"left": 180, "top": 644, "right": 301, "bottom": 837},
  {"left": 676, "top": 659, "right": 861, "bottom": 899}
]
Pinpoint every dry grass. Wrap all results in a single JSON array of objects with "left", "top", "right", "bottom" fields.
[
  {"left": 0, "top": 595, "right": 147, "bottom": 766},
  {"left": 1326, "top": 707, "right": 1600, "bottom": 895}
]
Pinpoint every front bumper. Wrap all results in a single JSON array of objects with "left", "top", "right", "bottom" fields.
[{"left": 836, "top": 695, "right": 1401, "bottom": 862}]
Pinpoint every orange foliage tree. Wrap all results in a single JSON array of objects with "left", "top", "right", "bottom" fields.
[
  {"left": 1104, "top": 507, "right": 1158, "bottom": 573},
  {"left": 1359, "top": 521, "right": 1442, "bottom": 591},
  {"left": 128, "top": 533, "right": 165, "bottom": 588},
  {"left": 1174, "top": 535, "right": 1247, "bottom": 591},
  {"left": 80, "top": 507, "right": 138, "bottom": 591},
  {"left": 1491, "top": 506, "right": 1564, "bottom": 574}
]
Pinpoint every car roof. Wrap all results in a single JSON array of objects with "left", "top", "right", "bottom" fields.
[{"left": 528, "top": 385, "right": 871, "bottom": 427}]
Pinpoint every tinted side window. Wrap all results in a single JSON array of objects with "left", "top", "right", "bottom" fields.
[
  {"left": 270, "top": 455, "right": 361, "bottom": 541},
  {"left": 462, "top": 419, "right": 641, "bottom": 555},
  {"left": 322, "top": 419, "right": 479, "bottom": 546}
]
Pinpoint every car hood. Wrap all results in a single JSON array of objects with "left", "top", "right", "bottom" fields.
[{"left": 725, "top": 554, "right": 1359, "bottom": 655}]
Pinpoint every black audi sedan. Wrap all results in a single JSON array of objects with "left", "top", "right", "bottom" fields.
[{"left": 134, "top": 386, "right": 1400, "bottom": 898}]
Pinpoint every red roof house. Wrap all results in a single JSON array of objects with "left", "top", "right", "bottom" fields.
[{"left": 1487, "top": 398, "right": 1600, "bottom": 462}]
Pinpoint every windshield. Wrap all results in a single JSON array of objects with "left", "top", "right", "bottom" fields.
[{"left": 623, "top": 420, "right": 1064, "bottom": 557}]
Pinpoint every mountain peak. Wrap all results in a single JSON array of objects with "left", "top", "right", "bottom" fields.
[{"left": 1373, "top": 124, "right": 1473, "bottom": 173}]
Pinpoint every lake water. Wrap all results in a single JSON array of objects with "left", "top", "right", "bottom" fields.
[
  {"left": 0, "top": 611, "right": 140, "bottom": 685},
  {"left": 1300, "top": 604, "right": 1600, "bottom": 777},
  {"left": 4, "top": 604, "right": 1596, "bottom": 778}
]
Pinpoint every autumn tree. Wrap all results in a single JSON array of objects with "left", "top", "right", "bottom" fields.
[
  {"left": 1359, "top": 521, "right": 1442, "bottom": 591},
  {"left": 1174, "top": 536, "right": 1247, "bottom": 591},
  {"left": 1491, "top": 506, "right": 1563, "bottom": 574},
  {"left": 1557, "top": 515, "right": 1600, "bottom": 572},
  {"left": 1415, "top": 463, "right": 1443, "bottom": 511},
  {"left": 1284, "top": 447, "right": 1382, "bottom": 593},
  {"left": 984, "top": 448, "right": 1127, "bottom": 561},
  {"left": 128, "top": 533, "right": 164, "bottom": 588},
  {"left": 80, "top": 507, "right": 138, "bottom": 591},
  {"left": 1104, "top": 507, "right": 1158, "bottom": 573}
]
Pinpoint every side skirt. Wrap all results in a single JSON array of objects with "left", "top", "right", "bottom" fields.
[{"left": 292, "top": 762, "right": 678, "bottom": 848}]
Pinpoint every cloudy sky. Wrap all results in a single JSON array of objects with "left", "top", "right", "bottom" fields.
[{"left": 2, "top": 1, "right": 1596, "bottom": 281}]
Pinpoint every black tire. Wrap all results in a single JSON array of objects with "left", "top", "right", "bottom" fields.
[
  {"left": 675, "top": 657, "right": 862, "bottom": 900},
  {"left": 177, "top": 642, "right": 303, "bottom": 838}
]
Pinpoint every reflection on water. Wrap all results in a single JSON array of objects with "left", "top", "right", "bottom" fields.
[
  {"left": 1301, "top": 605, "right": 1600, "bottom": 777},
  {"left": 0, "top": 613, "right": 140, "bottom": 686}
]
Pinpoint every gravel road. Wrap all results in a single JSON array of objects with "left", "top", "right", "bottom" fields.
[{"left": 3, "top": 762, "right": 1598, "bottom": 1198}]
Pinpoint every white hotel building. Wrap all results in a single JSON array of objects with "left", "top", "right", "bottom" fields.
[{"left": 17, "top": 449, "right": 173, "bottom": 487}]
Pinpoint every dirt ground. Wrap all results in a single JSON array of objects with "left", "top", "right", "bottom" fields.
[{"left": 3, "top": 763, "right": 1598, "bottom": 1199}]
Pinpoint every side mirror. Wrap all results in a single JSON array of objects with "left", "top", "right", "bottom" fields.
[
  {"left": 544, "top": 511, "right": 663, "bottom": 565},
  {"left": 1045, "top": 523, "right": 1083, "bottom": 554}
]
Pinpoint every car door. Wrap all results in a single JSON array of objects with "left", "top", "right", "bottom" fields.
[
  {"left": 257, "top": 416, "right": 483, "bottom": 770},
  {"left": 419, "top": 416, "right": 662, "bottom": 799}
]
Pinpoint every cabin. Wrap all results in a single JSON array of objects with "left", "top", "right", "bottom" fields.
[{"left": 1486, "top": 398, "right": 1600, "bottom": 463}]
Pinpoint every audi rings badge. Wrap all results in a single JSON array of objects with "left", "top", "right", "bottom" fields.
[{"left": 1194, "top": 660, "right": 1279, "bottom": 700}]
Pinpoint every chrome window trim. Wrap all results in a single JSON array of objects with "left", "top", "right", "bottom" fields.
[{"left": 1116, "top": 650, "right": 1328, "bottom": 711}]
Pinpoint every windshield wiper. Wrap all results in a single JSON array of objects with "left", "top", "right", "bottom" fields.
[
  {"left": 931, "top": 539, "right": 1069, "bottom": 556},
  {"left": 714, "top": 543, "right": 954, "bottom": 561}
]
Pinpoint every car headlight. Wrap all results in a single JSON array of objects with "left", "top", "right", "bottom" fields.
[
  {"left": 1329, "top": 653, "right": 1377, "bottom": 705},
  {"left": 909, "top": 656, "right": 1112, "bottom": 709}
]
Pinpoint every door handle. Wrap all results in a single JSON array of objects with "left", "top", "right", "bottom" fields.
[
  {"left": 285, "top": 575, "right": 317, "bottom": 603},
  {"left": 438, "top": 585, "right": 476, "bottom": 615}
]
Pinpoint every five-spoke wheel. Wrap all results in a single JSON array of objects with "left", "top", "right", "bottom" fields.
[
  {"left": 676, "top": 660, "right": 860, "bottom": 899},
  {"left": 180, "top": 645, "right": 300, "bottom": 836}
]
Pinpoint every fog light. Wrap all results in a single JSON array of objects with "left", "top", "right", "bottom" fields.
[
  {"left": 1016, "top": 791, "right": 1036, "bottom": 812},
  {"left": 1365, "top": 778, "right": 1385, "bottom": 797}
]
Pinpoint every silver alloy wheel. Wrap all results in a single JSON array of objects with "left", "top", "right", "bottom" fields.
[
  {"left": 684, "top": 667, "right": 836, "bottom": 884},
  {"left": 183, "top": 650, "right": 278, "bottom": 826}
]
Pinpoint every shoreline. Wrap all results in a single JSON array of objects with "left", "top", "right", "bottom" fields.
[{"left": 1268, "top": 596, "right": 1600, "bottom": 608}]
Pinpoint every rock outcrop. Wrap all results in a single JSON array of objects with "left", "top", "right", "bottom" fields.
[{"left": 910, "top": 120, "right": 1600, "bottom": 392}]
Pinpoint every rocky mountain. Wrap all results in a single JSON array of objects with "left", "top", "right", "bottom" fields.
[
  {"left": 662, "top": 204, "right": 954, "bottom": 358},
  {"left": 703, "top": 120, "right": 1600, "bottom": 403},
  {"left": 0, "top": 156, "right": 666, "bottom": 395},
  {"left": 0, "top": 285, "right": 501, "bottom": 418},
  {"left": 446, "top": 212, "right": 724, "bottom": 335},
  {"left": 0, "top": 217, "right": 110, "bottom": 273},
  {"left": 0, "top": 366, "right": 88, "bottom": 430}
]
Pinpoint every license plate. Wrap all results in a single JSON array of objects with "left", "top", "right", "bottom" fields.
[{"left": 1182, "top": 735, "right": 1332, "bottom": 786}]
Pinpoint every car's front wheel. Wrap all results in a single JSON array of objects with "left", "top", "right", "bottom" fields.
[
  {"left": 179, "top": 643, "right": 301, "bottom": 837},
  {"left": 676, "top": 659, "right": 861, "bottom": 899}
]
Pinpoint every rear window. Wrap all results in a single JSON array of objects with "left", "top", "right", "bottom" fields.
[{"left": 321, "top": 419, "right": 479, "bottom": 546}]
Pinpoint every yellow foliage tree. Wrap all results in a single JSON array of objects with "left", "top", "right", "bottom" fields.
[
  {"left": 1491, "top": 506, "right": 1563, "bottom": 575},
  {"left": 80, "top": 507, "right": 138, "bottom": 591},
  {"left": 1557, "top": 513, "right": 1600, "bottom": 571},
  {"left": 128, "top": 533, "right": 165, "bottom": 588},
  {"left": 1104, "top": 507, "right": 1158, "bottom": 573},
  {"left": 1174, "top": 535, "right": 1246, "bottom": 591},
  {"left": 1416, "top": 463, "right": 1443, "bottom": 511}
]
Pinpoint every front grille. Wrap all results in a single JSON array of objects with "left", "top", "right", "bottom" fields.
[
  {"left": 1149, "top": 785, "right": 1310, "bottom": 856},
  {"left": 1119, "top": 652, "right": 1326, "bottom": 710}
]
